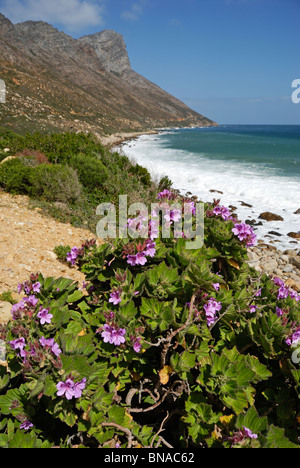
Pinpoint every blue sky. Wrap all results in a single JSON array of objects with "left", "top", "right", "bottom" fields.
[{"left": 0, "top": 0, "right": 299, "bottom": 124}]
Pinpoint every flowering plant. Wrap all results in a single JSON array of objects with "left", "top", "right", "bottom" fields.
[{"left": 0, "top": 192, "right": 300, "bottom": 448}]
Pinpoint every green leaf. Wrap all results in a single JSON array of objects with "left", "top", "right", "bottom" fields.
[{"left": 264, "top": 425, "right": 299, "bottom": 448}]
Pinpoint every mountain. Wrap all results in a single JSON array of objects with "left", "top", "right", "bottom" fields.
[{"left": 0, "top": 14, "right": 216, "bottom": 138}]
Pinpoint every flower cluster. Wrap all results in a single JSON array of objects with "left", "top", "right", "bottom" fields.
[
  {"left": 122, "top": 239, "right": 156, "bottom": 267},
  {"left": 272, "top": 277, "right": 300, "bottom": 302},
  {"left": 56, "top": 376, "right": 86, "bottom": 400},
  {"left": 66, "top": 247, "right": 81, "bottom": 265},
  {"left": 39, "top": 336, "right": 62, "bottom": 357},
  {"left": 157, "top": 189, "right": 176, "bottom": 200},
  {"left": 100, "top": 323, "right": 126, "bottom": 346},
  {"left": 232, "top": 222, "right": 257, "bottom": 247},
  {"left": 213, "top": 204, "right": 232, "bottom": 221},
  {"left": 11, "top": 295, "right": 39, "bottom": 321},
  {"left": 18, "top": 280, "right": 41, "bottom": 296},
  {"left": 9, "top": 335, "right": 62, "bottom": 369},
  {"left": 286, "top": 328, "right": 300, "bottom": 347}
]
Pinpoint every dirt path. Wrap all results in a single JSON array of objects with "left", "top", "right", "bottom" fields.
[{"left": 0, "top": 190, "right": 96, "bottom": 320}]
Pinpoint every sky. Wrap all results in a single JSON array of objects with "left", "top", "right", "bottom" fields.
[{"left": 0, "top": 0, "right": 299, "bottom": 125}]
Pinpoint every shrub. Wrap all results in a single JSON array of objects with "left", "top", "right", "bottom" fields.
[
  {"left": 0, "top": 159, "right": 32, "bottom": 195},
  {"left": 129, "top": 164, "right": 151, "bottom": 186},
  {"left": 29, "top": 164, "right": 82, "bottom": 204},
  {"left": 69, "top": 154, "right": 108, "bottom": 189},
  {"left": 1, "top": 191, "right": 300, "bottom": 448}
]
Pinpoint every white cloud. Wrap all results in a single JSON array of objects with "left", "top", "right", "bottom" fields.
[
  {"left": 0, "top": 0, "right": 105, "bottom": 32},
  {"left": 121, "top": 0, "right": 146, "bottom": 22}
]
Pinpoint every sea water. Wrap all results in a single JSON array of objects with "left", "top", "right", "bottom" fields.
[{"left": 119, "top": 125, "right": 300, "bottom": 251}]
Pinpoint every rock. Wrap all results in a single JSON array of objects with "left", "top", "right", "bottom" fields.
[
  {"left": 268, "top": 231, "right": 282, "bottom": 237},
  {"left": 285, "top": 279, "right": 300, "bottom": 293},
  {"left": 258, "top": 212, "right": 284, "bottom": 222},
  {"left": 289, "top": 256, "right": 300, "bottom": 270},
  {"left": 294, "top": 209, "right": 300, "bottom": 214},
  {"left": 239, "top": 201, "right": 253, "bottom": 207},
  {"left": 0, "top": 301, "right": 12, "bottom": 324},
  {"left": 0, "top": 156, "right": 17, "bottom": 165},
  {"left": 261, "top": 258, "right": 278, "bottom": 272},
  {"left": 287, "top": 232, "right": 300, "bottom": 239},
  {"left": 209, "top": 189, "right": 223, "bottom": 194}
]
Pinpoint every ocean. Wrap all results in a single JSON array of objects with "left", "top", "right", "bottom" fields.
[{"left": 118, "top": 125, "right": 300, "bottom": 251}]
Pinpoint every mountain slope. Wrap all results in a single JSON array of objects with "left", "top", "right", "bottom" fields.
[{"left": 0, "top": 14, "right": 216, "bottom": 136}]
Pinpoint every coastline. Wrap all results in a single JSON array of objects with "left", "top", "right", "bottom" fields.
[
  {"left": 112, "top": 129, "right": 300, "bottom": 293},
  {"left": 98, "top": 130, "right": 159, "bottom": 148}
]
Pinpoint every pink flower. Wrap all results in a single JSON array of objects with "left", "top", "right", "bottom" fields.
[
  {"left": 144, "top": 240, "right": 156, "bottom": 258},
  {"left": 56, "top": 377, "right": 86, "bottom": 400},
  {"left": 213, "top": 205, "right": 231, "bottom": 220},
  {"left": 10, "top": 337, "right": 26, "bottom": 358},
  {"left": 204, "top": 298, "right": 222, "bottom": 327},
  {"left": 109, "top": 290, "right": 122, "bottom": 305},
  {"left": 232, "top": 222, "right": 257, "bottom": 247},
  {"left": 37, "top": 307, "right": 53, "bottom": 325},
  {"left": 20, "top": 420, "right": 34, "bottom": 431},
  {"left": 127, "top": 252, "right": 147, "bottom": 266},
  {"left": 73, "top": 378, "right": 87, "bottom": 398},
  {"left": 132, "top": 336, "right": 142, "bottom": 353},
  {"left": 39, "top": 337, "right": 62, "bottom": 357},
  {"left": 56, "top": 379, "right": 75, "bottom": 400},
  {"left": 164, "top": 208, "right": 181, "bottom": 223},
  {"left": 101, "top": 324, "right": 126, "bottom": 346},
  {"left": 66, "top": 247, "right": 79, "bottom": 265}
]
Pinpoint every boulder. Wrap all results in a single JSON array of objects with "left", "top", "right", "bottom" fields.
[
  {"left": 287, "top": 232, "right": 300, "bottom": 240},
  {"left": 258, "top": 212, "right": 284, "bottom": 222}
]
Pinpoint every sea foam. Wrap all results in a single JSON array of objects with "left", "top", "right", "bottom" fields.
[{"left": 118, "top": 131, "right": 300, "bottom": 252}]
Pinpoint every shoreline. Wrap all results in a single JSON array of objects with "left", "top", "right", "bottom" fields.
[
  {"left": 114, "top": 130, "right": 300, "bottom": 292},
  {"left": 98, "top": 130, "right": 159, "bottom": 148}
]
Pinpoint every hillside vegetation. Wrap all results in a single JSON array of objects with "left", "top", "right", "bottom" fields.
[{"left": 0, "top": 129, "right": 166, "bottom": 232}]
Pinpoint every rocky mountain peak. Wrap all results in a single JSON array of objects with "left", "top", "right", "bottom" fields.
[
  {"left": 0, "top": 13, "right": 14, "bottom": 33},
  {"left": 79, "top": 29, "right": 132, "bottom": 75}
]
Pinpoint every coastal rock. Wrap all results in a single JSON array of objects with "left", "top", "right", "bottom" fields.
[
  {"left": 258, "top": 212, "right": 284, "bottom": 222},
  {"left": 268, "top": 230, "right": 282, "bottom": 237},
  {"left": 289, "top": 256, "right": 300, "bottom": 270},
  {"left": 287, "top": 232, "right": 300, "bottom": 240},
  {"left": 239, "top": 201, "right": 253, "bottom": 207}
]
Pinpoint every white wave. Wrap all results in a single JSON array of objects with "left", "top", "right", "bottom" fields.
[{"left": 118, "top": 134, "right": 300, "bottom": 252}]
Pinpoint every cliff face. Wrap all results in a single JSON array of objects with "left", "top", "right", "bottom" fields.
[{"left": 0, "top": 14, "right": 216, "bottom": 136}]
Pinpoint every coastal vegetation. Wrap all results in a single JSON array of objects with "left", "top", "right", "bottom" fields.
[
  {"left": 0, "top": 129, "right": 162, "bottom": 232},
  {"left": 0, "top": 130, "right": 300, "bottom": 448}
]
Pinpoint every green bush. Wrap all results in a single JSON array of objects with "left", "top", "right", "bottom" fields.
[
  {"left": 0, "top": 159, "right": 32, "bottom": 195},
  {"left": 1, "top": 191, "right": 300, "bottom": 448},
  {"left": 69, "top": 154, "right": 108, "bottom": 189},
  {"left": 129, "top": 164, "right": 151, "bottom": 186},
  {"left": 29, "top": 164, "right": 82, "bottom": 204}
]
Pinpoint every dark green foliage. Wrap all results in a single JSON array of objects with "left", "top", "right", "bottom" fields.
[
  {"left": 69, "top": 154, "right": 108, "bottom": 189},
  {"left": 0, "top": 159, "right": 32, "bottom": 195}
]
